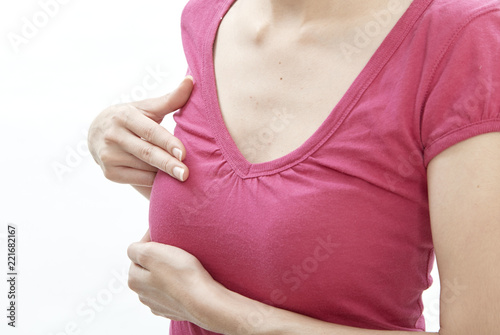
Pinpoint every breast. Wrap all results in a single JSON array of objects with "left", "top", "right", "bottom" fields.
[{"left": 149, "top": 138, "right": 432, "bottom": 331}]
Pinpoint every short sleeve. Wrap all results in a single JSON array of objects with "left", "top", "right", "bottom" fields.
[{"left": 421, "top": 8, "right": 500, "bottom": 167}]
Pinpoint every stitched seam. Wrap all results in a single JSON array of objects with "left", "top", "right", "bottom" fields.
[
  {"left": 201, "top": 0, "right": 242, "bottom": 177},
  {"left": 425, "top": 118, "right": 500, "bottom": 152},
  {"left": 241, "top": 0, "right": 433, "bottom": 179},
  {"left": 419, "top": 6, "right": 500, "bottom": 148}
]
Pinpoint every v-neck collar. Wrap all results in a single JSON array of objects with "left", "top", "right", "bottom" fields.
[{"left": 201, "top": 0, "right": 433, "bottom": 179}]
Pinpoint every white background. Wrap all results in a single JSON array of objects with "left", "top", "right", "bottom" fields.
[{"left": 0, "top": 0, "right": 441, "bottom": 334}]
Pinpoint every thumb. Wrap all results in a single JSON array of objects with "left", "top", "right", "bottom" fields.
[
  {"left": 131, "top": 76, "right": 194, "bottom": 123},
  {"left": 140, "top": 228, "right": 151, "bottom": 242}
]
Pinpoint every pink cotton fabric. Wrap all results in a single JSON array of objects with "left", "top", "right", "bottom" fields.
[{"left": 149, "top": 0, "right": 500, "bottom": 333}]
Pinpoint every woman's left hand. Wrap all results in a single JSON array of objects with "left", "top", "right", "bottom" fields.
[{"left": 126, "top": 229, "right": 221, "bottom": 326}]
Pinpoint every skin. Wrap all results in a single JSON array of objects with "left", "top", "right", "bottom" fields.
[
  {"left": 88, "top": 0, "right": 500, "bottom": 333},
  {"left": 88, "top": 76, "right": 194, "bottom": 199},
  {"left": 214, "top": 0, "right": 411, "bottom": 163}
]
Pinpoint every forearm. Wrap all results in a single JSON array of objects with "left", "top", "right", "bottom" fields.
[
  {"left": 204, "top": 287, "right": 439, "bottom": 335},
  {"left": 132, "top": 185, "right": 152, "bottom": 200}
]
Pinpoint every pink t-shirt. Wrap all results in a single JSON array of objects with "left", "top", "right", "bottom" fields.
[{"left": 149, "top": 0, "right": 500, "bottom": 333}]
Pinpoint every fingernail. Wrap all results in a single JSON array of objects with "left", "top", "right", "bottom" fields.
[
  {"left": 185, "top": 75, "right": 194, "bottom": 84},
  {"left": 173, "top": 167, "right": 185, "bottom": 181},
  {"left": 173, "top": 147, "right": 183, "bottom": 161}
]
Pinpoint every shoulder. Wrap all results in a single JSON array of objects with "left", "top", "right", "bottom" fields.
[
  {"left": 181, "top": 0, "right": 229, "bottom": 30},
  {"left": 180, "top": 0, "right": 231, "bottom": 77},
  {"left": 412, "top": 0, "right": 500, "bottom": 88},
  {"left": 421, "top": 0, "right": 500, "bottom": 24},
  {"left": 415, "top": 0, "right": 500, "bottom": 44},
  {"left": 180, "top": 0, "right": 232, "bottom": 47},
  {"left": 415, "top": 0, "right": 500, "bottom": 166}
]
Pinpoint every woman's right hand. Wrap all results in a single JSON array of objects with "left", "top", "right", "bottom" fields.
[{"left": 88, "top": 76, "right": 194, "bottom": 186}]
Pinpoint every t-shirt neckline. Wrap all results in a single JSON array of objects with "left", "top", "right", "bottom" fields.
[{"left": 201, "top": 0, "right": 433, "bottom": 179}]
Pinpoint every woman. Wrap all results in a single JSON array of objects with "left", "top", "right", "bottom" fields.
[{"left": 88, "top": 0, "right": 500, "bottom": 334}]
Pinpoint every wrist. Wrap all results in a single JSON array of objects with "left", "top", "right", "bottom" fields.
[
  {"left": 189, "top": 279, "right": 235, "bottom": 334},
  {"left": 192, "top": 282, "right": 284, "bottom": 335}
]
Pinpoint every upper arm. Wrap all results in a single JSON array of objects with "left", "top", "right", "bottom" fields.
[{"left": 427, "top": 132, "right": 500, "bottom": 334}]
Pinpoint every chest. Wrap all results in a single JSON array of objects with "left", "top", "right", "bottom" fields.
[{"left": 212, "top": 5, "right": 395, "bottom": 163}]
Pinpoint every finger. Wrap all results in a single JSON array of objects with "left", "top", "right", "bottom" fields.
[
  {"left": 130, "top": 76, "right": 194, "bottom": 122},
  {"left": 105, "top": 166, "right": 157, "bottom": 186},
  {"left": 128, "top": 262, "right": 149, "bottom": 293},
  {"left": 127, "top": 242, "right": 171, "bottom": 269},
  {"left": 139, "top": 297, "right": 181, "bottom": 320},
  {"left": 116, "top": 153, "right": 159, "bottom": 172},
  {"left": 102, "top": 150, "right": 158, "bottom": 173},
  {"left": 117, "top": 111, "right": 187, "bottom": 164},
  {"left": 128, "top": 242, "right": 182, "bottom": 270},
  {"left": 118, "top": 132, "right": 190, "bottom": 182},
  {"left": 138, "top": 295, "right": 163, "bottom": 312},
  {"left": 127, "top": 242, "right": 151, "bottom": 269}
]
